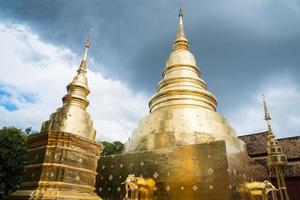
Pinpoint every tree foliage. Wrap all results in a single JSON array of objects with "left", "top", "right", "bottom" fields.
[
  {"left": 0, "top": 127, "right": 28, "bottom": 199},
  {"left": 100, "top": 141, "right": 124, "bottom": 156}
]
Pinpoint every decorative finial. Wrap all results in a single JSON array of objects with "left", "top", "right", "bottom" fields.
[
  {"left": 263, "top": 95, "right": 271, "bottom": 121},
  {"left": 262, "top": 95, "right": 274, "bottom": 138},
  {"left": 177, "top": 8, "right": 185, "bottom": 39},
  {"left": 179, "top": 7, "right": 183, "bottom": 17},
  {"left": 83, "top": 28, "right": 92, "bottom": 61},
  {"left": 262, "top": 98, "right": 289, "bottom": 200},
  {"left": 173, "top": 8, "right": 189, "bottom": 50},
  {"left": 85, "top": 32, "right": 91, "bottom": 48}
]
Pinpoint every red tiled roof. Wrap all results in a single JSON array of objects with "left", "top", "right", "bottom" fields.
[{"left": 238, "top": 132, "right": 300, "bottom": 160}]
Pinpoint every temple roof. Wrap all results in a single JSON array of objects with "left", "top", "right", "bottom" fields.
[{"left": 238, "top": 132, "right": 300, "bottom": 160}]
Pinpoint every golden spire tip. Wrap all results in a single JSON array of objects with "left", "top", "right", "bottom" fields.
[
  {"left": 263, "top": 94, "right": 271, "bottom": 121},
  {"left": 85, "top": 28, "right": 93, "bottom": 49},
  {"left": 173, "top": 7, "right": 189, "bottom": 50},
  {"left": 82, "top": 28, "right": 93, "bottom": 61},
  {"left": 263, "top": 94, "right": 274, "bottom": 135},
  {"left": 179, "top": 7, "right": 183, "bottom": 17}
]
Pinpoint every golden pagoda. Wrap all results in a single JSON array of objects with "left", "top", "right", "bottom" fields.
[
  {"left": 9, "top": 32, "right": 103, "bottom": 200},
  {"left": 41, "top": 32, "right": 96, "bottom": 140},
  {"left": 263, "top": 95, "right": 289, "bottom": 200},
  {"left": 125, "top": 8, "right": 242, "bottom": 153},
  {"left": 96, "top": 9, "right": 269, "bottom": 200},
  {"left": 7, "top": 9, "right": 277, "bottom": 200}
]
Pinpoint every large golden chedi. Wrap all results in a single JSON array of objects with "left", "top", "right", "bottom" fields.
[
  {"left": 96, "top": 9, "right": 268, "bottom": 200},
  {"left": 126, "top": 9, "right": 240, "bottom": 153}
]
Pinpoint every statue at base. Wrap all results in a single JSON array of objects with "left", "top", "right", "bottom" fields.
[
  {"left": 239, "top": 180, "right": 278, "bottom": 200},
  {"left": 122, "top": 174, "right": 155, "bottom": 200}
]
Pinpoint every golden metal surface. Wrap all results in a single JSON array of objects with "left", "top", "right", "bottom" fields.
[
  {"left": 263, "top": 96, "right": 289, "bottom": 200},
  {"left": 9, "top": 33, "right": 102, "bottom": 200},
  {"left": 9, "top": 132, "right": 103, "bottom": 200},
  {"left": 25, "top": 163, "right": 97, "bottom": 174},
  {"left": 97, "top": 141, "right": 269, "bottom": 200},
  {"left": 8, "top": 8, "right": 279, "bottom": 200},
  {"left": 21, "top": 181, "right": 96, "bottom": 190},
  {"left": 123, "top": 174, "right": 155, "bottom": 200},
  {"left": 239, "top": 180, "right": 278, "bottom": 200},
  {"left": 113, "top": 9, "right": 271, "bottom": 200},
  {"left": 11, "top": 189, "right": 101, "bottom": 200},
  {"left": 125, "top": 8, "right": 243, "bottom": 153},
  {"left": 41, "top": 31, "right": 96, "bottom": 140}
]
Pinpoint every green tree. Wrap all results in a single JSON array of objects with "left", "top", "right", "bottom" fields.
[
  {"left": 0, "top": 127, "right": 28, "bottom": 199},
  {"left": 113, "top": 141, "right": 124, "bottom": 152},
  {"left": 100, "top": 141, "right": 124, "bottom": 156}
]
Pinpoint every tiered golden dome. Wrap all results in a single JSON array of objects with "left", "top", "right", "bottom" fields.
[
  {"left": 149, "top": 8, "right": 217, "bottom": 113},
  {"left": 126, "top": 9, "right": 241, "bottom": 152},
  {"left": 41, "top": 32, "right": 96, "bottom": 140}
]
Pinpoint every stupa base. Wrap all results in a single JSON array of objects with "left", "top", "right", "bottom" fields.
[
  {"left": 96, "top": 140, "right": 268, "bottom": 200},
  {"left": 8, "top": 131, "right": 103, "bottom": 200},
  {"left": 9, "top": 188, "right": 102, "bottom": 200}
]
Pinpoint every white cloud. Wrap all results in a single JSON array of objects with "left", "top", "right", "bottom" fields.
[
  {"left": 226, "top": 74, "right": 300, "bottom": 138},
  {"left": 1, "top": 21, "right": 298, "bottom": 143},
  {"left": 0, "top": 22, "right": 149, "bottom": 142}
]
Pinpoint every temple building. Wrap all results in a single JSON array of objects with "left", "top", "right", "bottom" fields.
[
  {"left": 239, "top": 133, "right": 300, "bottom": 199},
  {"left": 125, "top": 8, "right": 236, "bottom": 152},
  {"left": 238, "top": 96, "right": 299, "bottom": 199},
  {"left": 8, "top": 8, "right": 299, "bottom": 200},
  {"left": 97, "top": 9, "right": 270, "bottom": 200},
  {"left": 9, "top": 32, "right": 103, "bottom": 200}
]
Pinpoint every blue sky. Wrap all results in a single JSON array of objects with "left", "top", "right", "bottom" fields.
[
  {"left": 0, "top": 89, "right": 18, "bottom": 111},
  {"left": 0, "top": 0, "right": 299, "bottom": 141}
]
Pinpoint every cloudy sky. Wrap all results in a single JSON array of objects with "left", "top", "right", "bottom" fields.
[{"left": 0, "top": 0, "right": 299, "bottom": 141}]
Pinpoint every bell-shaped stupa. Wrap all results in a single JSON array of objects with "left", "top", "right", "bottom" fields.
[
  {"left": 126, "top": 8, "right": 240, "bottom": 152},
  {"left": 41, "top": 32, "right": 96, "bottom": 140},
  {"left": 9, "top": 32, "right": 102, "bottom": 200},
  {"left": 97, "top": 10, "right": 268, "bottom": 199}
]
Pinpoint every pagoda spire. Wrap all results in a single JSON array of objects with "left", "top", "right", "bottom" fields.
[
  {"left": 147, "top": 7, "right": 217, "bottom": 114},
  {"left": 263, "top": 95, "right": 289, "bottom": 200},
  {"left": 41, "top": 30, "right": 96, "bottom": 140},
  {"left": 79, "top": 30, "right": 91, "bottom": 71},
  {"left": 173, "top": 8, "right": 189, "bottom": 50},
  {"left": 10, "top": 31, "right": 102, "bottom": 200},
  {"left": 83, "top": 31, "right": 91, "bottom": 60},
  {"left": 177, "top": 8, "right": 185, "bottom": 39},
  {"left": 62, "top": 30, "right": 92, "bottom": 110},
  {"left": 263, "top": 95, "right": 275, "bottom": 140}
]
